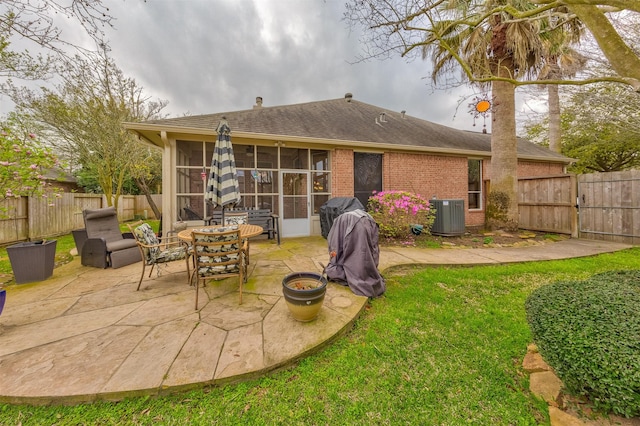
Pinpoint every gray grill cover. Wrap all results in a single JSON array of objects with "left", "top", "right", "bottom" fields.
[
  {"left": 326, "top": 210, "right": 386, "bottom": 297},
  {"left": 319, "top": 197, "right": 365, "bottom": 238}
]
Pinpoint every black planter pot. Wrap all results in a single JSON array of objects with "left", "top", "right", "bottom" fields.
[
  {"left": 7, "top": 240, "right": 57, "bottom": 284},
  {"left": 282, "top": 272, "right": 327, "bottom": 322}
]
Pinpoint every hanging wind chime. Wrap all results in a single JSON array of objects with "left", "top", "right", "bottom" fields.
[{"left": 469, "top": 96, "right": 492, "bottom": 133}]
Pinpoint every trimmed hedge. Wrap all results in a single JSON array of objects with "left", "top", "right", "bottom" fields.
[{"left": 525, "top": 270, "right": 640, "bottom": 417}]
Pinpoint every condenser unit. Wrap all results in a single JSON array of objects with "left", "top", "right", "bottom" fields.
[{"left": 430, "top": 199, "right": 465, "bottom": 236}]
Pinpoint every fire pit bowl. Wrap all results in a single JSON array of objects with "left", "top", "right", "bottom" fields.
[{"left": 282, "top": 272, "right": 328, "bottom": 322}]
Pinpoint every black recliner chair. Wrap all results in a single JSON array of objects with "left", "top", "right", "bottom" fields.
[{"left": 81, "top": 207, "right": 141, "bottom": 269}]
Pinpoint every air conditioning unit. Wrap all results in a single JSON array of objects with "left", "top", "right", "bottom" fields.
[{"left": 430, "top": 199, "right": 465, "bottom": 236}]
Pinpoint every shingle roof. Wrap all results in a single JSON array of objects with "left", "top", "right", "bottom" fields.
[{"left": 135, "top": 96, "right": 569, "bottom": 162}]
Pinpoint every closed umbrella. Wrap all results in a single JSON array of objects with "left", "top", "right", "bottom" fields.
[{"left": 205, "top": 117, "right": 241, "bottom": 222}]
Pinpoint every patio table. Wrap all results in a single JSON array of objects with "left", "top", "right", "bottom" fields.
[
  {"left": 176, "top": 224, "right": 264, "bottom": 242},
  {"left": 178, "top": 224, "right": 264, "bottom": 284}
]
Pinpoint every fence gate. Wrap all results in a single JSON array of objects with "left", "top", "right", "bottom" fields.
[
  {"left": 518, "top": 174, "right": 577, "bottom": 236},
  {"left": 578, "top": 171, "right": 640, "bottom": 244}
]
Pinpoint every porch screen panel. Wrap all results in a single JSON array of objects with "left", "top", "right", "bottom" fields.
[
  {"left": 354, "top": 152, "right": 382, "bottom": 209},
  {"left": 176, "top": 140, "right": 206, "bottom": 219}
]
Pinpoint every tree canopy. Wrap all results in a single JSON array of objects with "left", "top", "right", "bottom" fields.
[
  {"left": 346, "top": 1, "right": 640, "bottom": 90},
  {"left": 0, "top": 0, "right": 115, "bottom": 82},
  {"left": 524, "top": 83, "right": 640, "bottom": 173},
  {"left": 8, "top": 49, "right": 166, "bottom": 210}
]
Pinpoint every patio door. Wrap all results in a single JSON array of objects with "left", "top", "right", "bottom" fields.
[{"left": 280, "top": 171, "right": 310, "bottom": 237}]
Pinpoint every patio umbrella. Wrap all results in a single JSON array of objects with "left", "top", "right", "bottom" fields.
[{"left": 205, "top": 117, "right": 241, "bottom": 222}]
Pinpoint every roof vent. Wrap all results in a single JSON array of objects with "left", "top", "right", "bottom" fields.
[
  {"left": 345, "top": 93, "right": 353, "bottom": 102},
  {"left": 254, "top": 96, "right": 263, "bottom": 109},
  {"left": 401, "top": 110, "right": 406, "bottom": 119},
  {"left": 379, "top": 112, "right": 387, "bottom": 122}
]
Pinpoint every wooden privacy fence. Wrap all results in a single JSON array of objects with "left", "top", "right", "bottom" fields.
[
  {"left": 518, "top": 171, "right": 640, "bottom": 244},
  {"left": 578, "top": 170, "right": 640, "bottom": 245},
  {"left": 0, "top": 193, "right": 162, "bottom": 245},
  {"left": 518, "top": 174, "right": 577, "bottom": 237}
]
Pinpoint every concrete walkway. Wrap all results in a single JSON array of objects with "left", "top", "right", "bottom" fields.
[{"left": 0, "top": 237, "right": 632, "bottom": 405}]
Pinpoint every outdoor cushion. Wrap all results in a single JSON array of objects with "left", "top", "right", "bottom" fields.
[
  {"left": 84, "top": 207, "right": 124, "bottom": 243},
  {"left": 105, "top": 239, "right": 138, "bottom": 252},
  {"left": 133, "top": 223, "right": 161, "bottom": 260},
  {"left": 224, "top": 214, "right": 248, "bottom": 226},
  {"left": 193, "top": 228, "right": 242, "bottom": 275},
  {"left": 154, "top": 246, "right": 187, "bottom": 264}
]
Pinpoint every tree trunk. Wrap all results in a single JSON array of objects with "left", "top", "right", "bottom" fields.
[
  {"left": 135, "top": 177, "right": 162, "bottom": 219},
  {"left": 486, "top": 79, "right": 519, "bottom": 231},
  {"left": 548, "top": 84, "right": 562, "bottom": 153},
  {"left": 570, "top": 4, "right": 640, "bottom": 91}
]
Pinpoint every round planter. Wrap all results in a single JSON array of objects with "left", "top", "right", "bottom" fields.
[{"left": 282, "top": 272, "right": 327, "bottom": 322}]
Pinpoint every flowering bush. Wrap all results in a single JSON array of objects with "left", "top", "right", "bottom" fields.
[
  {"left": 0, "top": 126, "right": 62, "bottom": 217},
  {"left": 368, "top": 191, "right": 436, "bottom": 238}
]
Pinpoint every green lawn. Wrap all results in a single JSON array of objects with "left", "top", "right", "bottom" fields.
[{"left": 0, "top": 242, "right": 638, "bottom": 425}]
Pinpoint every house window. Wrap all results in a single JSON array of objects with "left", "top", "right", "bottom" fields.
[
  {"left": 311, "top": 150, "right": 331, "bottom": 214},
  {"left": 354, "top": 152, "right": 383, "bottom": 209},
  {"left": 468, "top": 159, "right": 482, "bottom": 210},
  {"left": 175, "top": 140, "right": 331, "bottom": 219}
]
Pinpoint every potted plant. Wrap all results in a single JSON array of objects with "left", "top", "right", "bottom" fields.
[
  {"left": 1, "top": 122, "right": 63, "bottom": 284},
  {"left": 282, "top": 271, "right": 328, "bottom": 322},
  {"left": 0, "top": 285, "right": 6, "bottom": 316}
]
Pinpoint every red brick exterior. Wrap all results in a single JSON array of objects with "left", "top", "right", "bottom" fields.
[
  {"left": 332, "top": 148, "right": 567, "bottom": 227},
  {"left": 383, "top": 152, "right": 468, "bottom": 200},
  {"left": 517, "top": 161, "right": 565, "bottom": 177},
  {"left": 332, "top": 148, "right": 354, "bottom": 196}
]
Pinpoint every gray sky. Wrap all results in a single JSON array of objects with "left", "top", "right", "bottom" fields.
[{"left": 4, "top": 0, "right": 527, "bottom": 132}]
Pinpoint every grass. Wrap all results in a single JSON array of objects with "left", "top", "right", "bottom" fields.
[{"left": 0, "top": 240, "right": 638, "bottom": 424}]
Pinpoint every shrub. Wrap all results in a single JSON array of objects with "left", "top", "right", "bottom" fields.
[
  {"left": 525, "top": 270, "right": 640, "bottom": 417},
  {"left": 368, "top": 191, "right": 435, "bottom": 238}
]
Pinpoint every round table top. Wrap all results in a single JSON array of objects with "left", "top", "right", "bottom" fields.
[{"left": 177, "top": 224, "right": 264, "bottom": 241}]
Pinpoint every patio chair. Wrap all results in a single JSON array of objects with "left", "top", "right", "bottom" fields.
[
  {"left": 223, "top": 211, "right": 249, "bottom": 226},
  {"left": 81, "top": 207, "right": 141, "bottom": 269},
  {"left": 191, "top": 226, "right": 247, "bottom": 310},
  {"left": 127, "top": 221, "right": 190, "bottom": 290},
  {"left": 183, "top": 206, "right": 204, "bottom": 221},
  {"left": 223, "top": 211, "right": 251, "bottom": 264}
]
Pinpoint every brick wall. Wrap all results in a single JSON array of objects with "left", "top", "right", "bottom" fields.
[
  {"left": 332, "top": 148, "right": 567, "bottom": 228},
  {"left": 332, "top": 148, "right": 354, "bottom": 196},
  {"left": 517, "top": 161, "right": 565, "bottom": 177},
  {"left": 384, "top": 152, "right": 468, "bottom": 200},
  {"left": 483, "top": 159, "right": 565, "bottom": 179}
]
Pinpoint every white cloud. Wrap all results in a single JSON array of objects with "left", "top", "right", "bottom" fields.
[{"left": 0, "top": 0, "right": 522, "bottom": 133}]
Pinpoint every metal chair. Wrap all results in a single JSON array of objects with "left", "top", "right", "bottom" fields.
[
  {"left": 183, "top": 206, "right": 203, "bottom": 221},
  {"left": 223, "top": 211, "right": 251, "bottom": 264},
  {"left": 191, "top": 227, "right": 247, "bottom": 310},
  {"left": 127, "top": 221, "right": 190, "bottom": 290}
]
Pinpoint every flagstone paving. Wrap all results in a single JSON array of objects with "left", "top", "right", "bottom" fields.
[{"left": 0, "top": 236, "right": 632, "bottom": 405}]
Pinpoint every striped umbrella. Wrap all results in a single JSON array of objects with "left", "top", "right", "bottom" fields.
[{"left": 205, "top": 117, "right": 241, "bottom": 221}]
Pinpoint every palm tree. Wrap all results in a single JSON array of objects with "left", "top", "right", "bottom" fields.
[
  {"left": 538, "top": 9, "right": 586, "bottom": 153},
  {"left": 426, "top": 0, "right": 547, "bottom": 230}
]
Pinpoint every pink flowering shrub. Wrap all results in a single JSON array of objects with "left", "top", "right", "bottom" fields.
[
  {"left": 368, "top": 191, "right": 435, "bottom": 238},
  {"left": 0, "top": 126, "right": 62, "bottom": 216}
]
